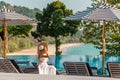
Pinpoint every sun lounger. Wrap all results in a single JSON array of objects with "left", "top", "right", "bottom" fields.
[
  {"left": 10, "top": 59, "right": 24, "bottom": 73},
  {"left": 16, "top": 61, "right": 30, "bottom": 65},
  {"left": 107, "top": 62, "right": 120, "bottom": 78},
  {"left": 63, "top": 62, "right": 93, "bottom": 76},
  {"left": 0, "top": 59, "right": 38, "bottom": 73},
  {"left": 0, "top": 59, "right": 20, "bottom": 73}
]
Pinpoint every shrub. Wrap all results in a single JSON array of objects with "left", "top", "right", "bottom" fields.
[{"left": 8, "top": 41, "right": 19, "bottom": 52}]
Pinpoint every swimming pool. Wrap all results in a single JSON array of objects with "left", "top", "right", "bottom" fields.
[
  {"left": 7, "top": 55, "right": 120, "bottom": 74},
  {"left": 63, "top": 44, "right": 100, "bottom": 55}
]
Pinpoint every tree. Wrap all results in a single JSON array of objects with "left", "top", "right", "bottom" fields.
[
  {"left": 7, "top": 25, "right": 33, "bottom": 38},
  {"left": 105, "top": 22, "right": 120, "bottom": 56},
  {"left": 32, "top": 1, "right": 80, "bottom": 55}
]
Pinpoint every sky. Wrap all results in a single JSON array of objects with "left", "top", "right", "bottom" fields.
[{"left": 1, "top": 0, "right": 92, "bottom": 13}]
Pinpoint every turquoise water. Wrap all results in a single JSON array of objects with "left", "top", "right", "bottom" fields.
[{"left": 64, "top": 44, "right": 100, "bottom": 55}]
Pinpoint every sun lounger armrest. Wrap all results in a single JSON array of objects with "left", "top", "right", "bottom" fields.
[{"left": 10, "top": 59, "right": 24, "bottom": 73}]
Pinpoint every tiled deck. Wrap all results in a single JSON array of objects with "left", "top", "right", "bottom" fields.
[{"left": 0, "top": 73, "right": 119, "bottom": 80}]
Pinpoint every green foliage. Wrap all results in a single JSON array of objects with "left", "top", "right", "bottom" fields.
[
  {"left": 7, "top": 25, "right": 33, "bottom": 38},
  {"left": 91, "top": 0, "right": 102, "bottom": 7},
  {"left": 91, "top": 0, "right": 120, "bottom": 7},
  {"left": 0, "top": 36, "right": 35, "bottom": 54},
  {"left": 107, "top": 0, "right": 120, "bottom": 5},
  {"left": 7, "top": 37, "right": 35, "bottom": 53},
  {"left": 106, "top": 43, "right": 120, "bottom": 56},
  {"left": 0, "top": 39, "right": 4, "bottom": 54},
  {"left": 8, "top": 41, "right": 19, "bottom": 52},
  {"left": 80, "top": 21, "right": 102, "bottom": 44},
  {"left": 107, "top": 1, "right": 120, "bottom": 9},
  {"left": 32, "top": 1, "right": 80, "bottom": 55},
  {"left": 0, "top": 1, "right": 42, "bottom": 18},
  {"left": 80, "top": 20, "right": 120, "bottom": 56},
  {"left": 105, "top": 24, "right": 120, "bottom": 56},
  {"left": 18, "top": 38, "right": 33, "bottom": 49},
  {"left": 14, "top": 6, "right": 42, "bottom": 18}
]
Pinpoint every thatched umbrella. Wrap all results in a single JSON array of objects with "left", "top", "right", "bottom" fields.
[{"left": 0, "top": 6, "right": 37, "bottom": 59}]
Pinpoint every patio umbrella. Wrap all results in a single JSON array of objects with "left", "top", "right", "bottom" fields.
[
  {"left": 63, "top": 0, "right": 120, "bottom": 74},
  {"left": 0, "top": 6, "right": 37, "bottom": 59},
  {"left": 64, "top": 7, "right": 96, "bottom": 20}
]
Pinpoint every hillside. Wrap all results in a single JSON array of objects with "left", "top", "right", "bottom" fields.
[{"left": 0, "top": 1, "right": 42, "bottom": 18}]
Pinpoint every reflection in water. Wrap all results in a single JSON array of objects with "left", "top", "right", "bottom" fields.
[{"left": 7, "top": 55, "right": 120, "bottom": 73}]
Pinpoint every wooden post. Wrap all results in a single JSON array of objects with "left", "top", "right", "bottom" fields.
[
  {"left": 3, "top": 20, "right": 6, "bottom": 59},
  {"left": 102, "top": 20, "right": 106, "bottom": 74},
  {"left": 103, "top": 0, "right": 107, "bottom": 3}
]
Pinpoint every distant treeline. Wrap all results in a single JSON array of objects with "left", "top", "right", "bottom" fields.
[{"left": 0, "top": 1, "right": 42, "bottom": 18}]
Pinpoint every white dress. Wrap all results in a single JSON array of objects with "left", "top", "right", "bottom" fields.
[{"left": 38, "top": 58, "right": 56, "bottom": 75}]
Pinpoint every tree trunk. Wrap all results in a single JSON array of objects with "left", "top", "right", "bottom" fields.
[
  {"left": 118, "top": 24, "right": 120, "bottom": 44},
  {"left": 55, "top": 36, "right": 61, "bottom": 55},
  {"left": 118, "top": 24, "right": 120, "bottom": 33}
]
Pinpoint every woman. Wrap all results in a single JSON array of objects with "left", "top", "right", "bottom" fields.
[{"left": 37, "top": 42, "right": 56, "bottom": 75}]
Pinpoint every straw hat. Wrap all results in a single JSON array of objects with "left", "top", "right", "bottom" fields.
[{"left": 37, "top": 42, "right": 49, "bottom": 58}]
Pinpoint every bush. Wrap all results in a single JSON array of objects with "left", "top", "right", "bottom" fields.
[
  {"left": 0, "top": 37, "right": 36, "bottom": 54},
  {"left": 8, "top": 41, "right": 19, "bottom": 52}
]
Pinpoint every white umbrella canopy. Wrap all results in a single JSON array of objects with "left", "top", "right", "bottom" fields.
[
  {"left": 0, "top": 8, "right": 35, "bottom": 26},
  {"left": 84, "top": 4, "right": 120, "bottom": 21},
  {"left": 64, "top": 2, "right": 120, "bottom": 74},
  {"left": 64, "top": 4, "right": 120, "bottom": 21},
  {"left": 63, "top": 8, "right": 96, "bottom": 20},
  {"left": 0, "top": 6, "right": 37, "bottom": 59}
]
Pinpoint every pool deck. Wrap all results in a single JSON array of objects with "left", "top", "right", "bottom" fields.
[{"left": 0, "top": 73, "right": 119, "bottom": 80}]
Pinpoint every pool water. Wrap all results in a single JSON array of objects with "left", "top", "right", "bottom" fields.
[{"left": 63, "top": 44, "right": 100, "bottom": 55}]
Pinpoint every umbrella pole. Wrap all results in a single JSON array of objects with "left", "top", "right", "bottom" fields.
[
  {"left": 103, "top": 0, "right": 107, "bottom": 3},
  {"left": 102, "top": 0, "right": 107, "bottom": 74},
  {"left": 102, "top": 20, "right": 106, "bottom": 74},
  {"left": 3, "top": 20, "right": 6, "bottom": 59}
]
